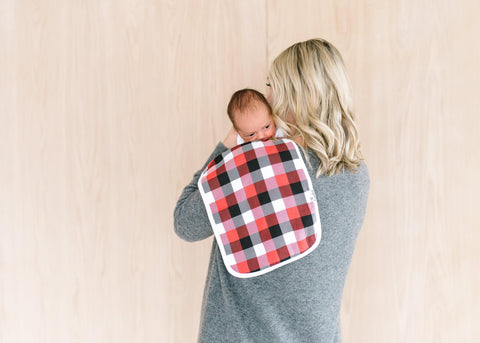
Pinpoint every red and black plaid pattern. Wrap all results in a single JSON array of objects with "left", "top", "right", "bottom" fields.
[{"left": 198, "top": 138, "right": 321, "bottom": 278}]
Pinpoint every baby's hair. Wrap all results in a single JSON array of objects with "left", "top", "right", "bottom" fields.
[{"left": 227, "top": 89, "right": 272, "bottom": 128}]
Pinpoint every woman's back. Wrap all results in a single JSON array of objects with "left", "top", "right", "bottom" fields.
[{"left": 196, "top": 148, "right": 369, "bottom": 343}]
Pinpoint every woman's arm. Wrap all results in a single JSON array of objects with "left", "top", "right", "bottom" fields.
[{"left": 173, "top": 142, "right": 228, "bottom": 242}]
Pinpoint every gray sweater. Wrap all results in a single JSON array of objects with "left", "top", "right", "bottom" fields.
[{"left": 174, "top": 142, "right": 370, "bottom": 343}]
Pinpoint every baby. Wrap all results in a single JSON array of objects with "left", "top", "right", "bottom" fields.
[{"left": 227, "top": 88, "right": 283, "bottom": 145}]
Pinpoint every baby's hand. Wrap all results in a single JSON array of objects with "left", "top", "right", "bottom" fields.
[{"left": 222, "top": 126, "right": 238, "bottom": 149}]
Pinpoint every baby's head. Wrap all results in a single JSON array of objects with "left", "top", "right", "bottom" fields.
[{"left": 227, "top": 89, "right": 276, "bottom": 143}]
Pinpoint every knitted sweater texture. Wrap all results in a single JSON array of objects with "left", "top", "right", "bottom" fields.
[{"left": 174, "top": 142, "right": 370, "bottom": 343}]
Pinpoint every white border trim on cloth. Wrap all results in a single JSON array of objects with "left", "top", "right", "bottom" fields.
[{"left": 197, "top": 138, "right": 321, "bottom": 278}]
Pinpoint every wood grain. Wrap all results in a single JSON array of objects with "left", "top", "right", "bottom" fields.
[
  {"left": 268, "top": 1, "right": 480, "bottom": 342},
  {"left": 1, "top": 1, "right": 266, "bottom": 342},
  {"left": 1, "top": 0, "right": 479, "bottom": 342}
]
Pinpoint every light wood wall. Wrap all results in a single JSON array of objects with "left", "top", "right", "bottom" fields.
[{"left": 1, "top": 1, "right": 478, "bottom": 342}]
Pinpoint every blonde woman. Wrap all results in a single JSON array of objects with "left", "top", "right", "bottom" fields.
[{"left": 174, "top": 38, "right": 369, "bottom": 342}]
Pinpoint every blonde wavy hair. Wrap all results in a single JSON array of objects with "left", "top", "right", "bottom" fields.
[{"left": 268, "top": 38, "right": 362, "bottom": 177}]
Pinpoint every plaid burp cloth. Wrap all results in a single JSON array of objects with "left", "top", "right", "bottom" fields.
[{"left": 198, "top": 138, "right": 321, "bottom": 278}]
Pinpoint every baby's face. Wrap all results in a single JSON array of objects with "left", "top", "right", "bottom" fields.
[{"left": 234, "top": 103, "right": 276, "bottom": 143}]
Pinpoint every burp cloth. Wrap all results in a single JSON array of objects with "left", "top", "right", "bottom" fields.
[{"left": 198, "top": 138, "right": 321, "bottom": 278}]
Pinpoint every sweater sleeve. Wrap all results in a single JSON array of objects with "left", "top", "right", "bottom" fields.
[{"left": 173, "top": 142, "right": 228, "bottom": 242}]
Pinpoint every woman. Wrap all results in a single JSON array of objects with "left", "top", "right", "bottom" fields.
[{"left": 174, "top": 38, "right": 369, "bottom": 343}]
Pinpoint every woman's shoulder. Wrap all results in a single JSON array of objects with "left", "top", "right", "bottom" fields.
[{"left": 302, "top": 148, "right": 369, "bottom": 186}]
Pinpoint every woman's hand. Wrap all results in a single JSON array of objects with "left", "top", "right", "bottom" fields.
[{"left": 222, "top": 126, "right": 238, "bottom": 149}]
